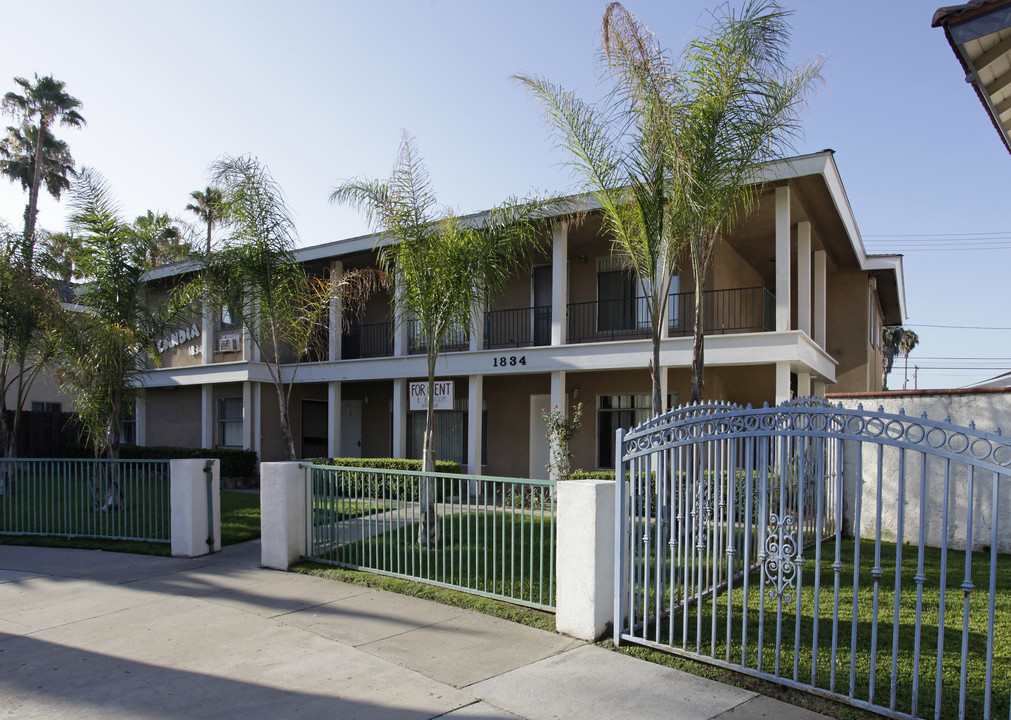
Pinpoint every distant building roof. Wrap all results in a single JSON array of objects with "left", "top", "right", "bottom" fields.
[
  {"left": 965, "top": 369, "right": 1011, "bottom": 388},
  {"left": 933, "top": 0, "right": 1011, "bottom": 155}
]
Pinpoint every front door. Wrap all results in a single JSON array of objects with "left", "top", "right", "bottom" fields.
[{"left": 340, "top": 399, "right": 362, "bottom": 458}]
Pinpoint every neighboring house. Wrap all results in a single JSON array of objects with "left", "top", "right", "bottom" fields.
[
  {"left": 934, "top": 0, "right": 1011, "bottom": 156},
  {"left": 137, "top": 150, "right": 906, "bottom": 478}
]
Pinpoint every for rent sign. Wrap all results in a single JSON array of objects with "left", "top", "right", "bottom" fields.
[{"left": 409, "top": 380, "right": 454, "bottom": 411}]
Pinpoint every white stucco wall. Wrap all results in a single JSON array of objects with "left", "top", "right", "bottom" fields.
[{"left": 829, "top": 390, "right": 1011, "bottom": 552}]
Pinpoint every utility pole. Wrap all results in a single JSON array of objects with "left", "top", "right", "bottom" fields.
[{"left": 914, "top": 365, "right": 918, "bottom": 390}]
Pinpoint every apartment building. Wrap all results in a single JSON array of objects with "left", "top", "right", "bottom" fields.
[{"left": 137, "top": 150, "right": 905, "bottom": 478}]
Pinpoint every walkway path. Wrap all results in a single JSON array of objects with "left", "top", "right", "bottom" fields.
[{"left": 0, "top": 541, "right": 830, "bottom": 719}]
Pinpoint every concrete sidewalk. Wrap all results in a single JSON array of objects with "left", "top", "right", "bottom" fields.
[{"left": 0, "top": 542, "right": 830, "bottom": 720}]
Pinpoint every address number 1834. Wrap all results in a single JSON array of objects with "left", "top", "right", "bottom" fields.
[{"left": 493, "top": 355, "right": 527, "bottom": 368}]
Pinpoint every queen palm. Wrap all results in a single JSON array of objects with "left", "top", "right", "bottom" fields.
[
  {"left": 186, "top": 186, "right": 225, "bottom": 254},
  {"left": 1, "top": 75, "right": 84, "bottom": 260},
  {"left": 330, "top": 134, "right": 551, "bottom": 544},
  {"left": 899, "top": 328, "right": 919, "bottom": 390}
]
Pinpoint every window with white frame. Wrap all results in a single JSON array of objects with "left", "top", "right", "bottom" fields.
[{"left": 216, "top": 396, "right": 243, "bottom": 448}]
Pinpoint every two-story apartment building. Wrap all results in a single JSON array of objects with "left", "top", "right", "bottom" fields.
[{"left": 136, "top": 150, "right": 905, "bottom": 478}]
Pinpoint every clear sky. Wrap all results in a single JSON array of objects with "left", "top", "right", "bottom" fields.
[{"left": 2, "top": 0, "right": 1009, "bottom": 391}]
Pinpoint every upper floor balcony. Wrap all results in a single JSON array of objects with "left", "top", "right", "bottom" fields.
[{"left": 336, "top": 285, "right": 775, "bottom": 358}]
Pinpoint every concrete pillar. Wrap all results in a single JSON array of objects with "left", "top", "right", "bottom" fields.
[
  {"left": 797, "top": 221, "right": 811, "bottom": 336},
  {"left": 797, "top": 372, "right": 811, "bottom": 398},
  {"left": 814, "top": 250, "right": 827, "bottom": 349},
  {"left": 551, "top": 222, "right": 568, "bottom": 346},
  {"left": 394, "top": 275, "right": 409, "bottom": 357},
  {"left": 201, "top": 300, "right": 214, "bottom": 364},
  {"left": 135, "top": 392, "right": 147, "bottom": 447},
  {"left": 329, "top": 260, "right": 343, "bottom": 362},
  {"left": 470, "top": 296, "right": 484, "bottom": 352},
  {"left": 775, "top": 185, "right": 791, "bottom": 333},
  {"left": 170, "top": 459, "right": 221, "bottom": 558},
  {"left": 813, "top": 379, "right": 826, "bottom": 397},
  {"left": 392, "top": 378, "right": 407, "bottom": 458},
  {"left": 659, "top": 367, "right": 669, "bottom": 413},
  {"left": 327, "top": 381, "right": 342, "bottom": 458},
  {"left": 556, "top": 479, "right": 615, "bottom": 641},
  {"left": 252, "top": 383, "right": 261, "bottom": 457},
  {"left": 775, "top": 362, "right": 792, "bottom": 405},
  {"left": 242, "top": 381, "right": 253, "bottom": 451},
  {"left": 468, "top": 375, "right": 484, "bottom": 475},
  {"left": 260, "top": 462, "right": 308, "bottom": 570},
  {"left": 550, "top": 370, "right": 566, "bottom": 414},
  {"left": 201, "top": 385, "right": 214, "bottom": 449}
]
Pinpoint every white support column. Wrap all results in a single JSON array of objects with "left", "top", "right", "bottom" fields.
[
  {"left": 468, "top": 375, "right": 483, "bottom": 475},
  {"left": 469, "top": 297, "right": 484, "bottom": 352},
  {"left": 135, "top": 392, "right": 147, "bottom": 447},
  {"left": 392, "top": 378, "right": 407, "bottom": 459},
  {"left": 659, "top": 367, "right": 669, "bottom": 412},
  {"left": 327, "top": 381, "right": 342, "bottom": 458},
  {"left": 201, "top": 385, "right": 214, "bottom": 449},
  {"left": 201, "top": 301, "right": 214, "bottom": 364},
  {"left": 260, "top": 462, "right": 308, "bottom": 570},
  {"left": 796, "top": 372, "right": 811, "bottom": 398},
  {"left": 394, "top": 275, "right": 409, "bottom": 357},
  {"left": 814, "top": 250, "right": 827, "bottom": 349},
  {"left": 252, "top": 383, "right": 261, "bottom": 457},
  {"left": 556, "top": 479, "right": 615, "bottom": 641},
  {"left": 813, "top": 379, "right": 826, "bottom": 397},
  {"left": 170, "top": 459, "right": 220, "bottom": 558},
  {"left": 551, "top": 222, "right": 569, "bottom": 346},
  {"left": 775, "top": 361, "right": 792, "bottom": 405},
  {"left": 242, "top": 381, "right": 253, "bottom": 451},
  {"left": 775, "top": 185, "right": 791, "bottom": 333},
  {"left": 797, "top": 221, "right": 812, "bottom": 337},
  {"left": 329, "top": 260, "right": 343, "bottom": 362},
  {"left": 548, "top": 370, "right": 567, "bottom": 483}
]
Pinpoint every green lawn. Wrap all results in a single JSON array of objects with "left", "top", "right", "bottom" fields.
[
  {"left": 626, "top": 537, "right": 1011, "bottom": 720},
  {"left": 307, "top": 510, "right": 556, "bottom": 609},
  {"left": 219, "top": 490, "right": 261, "bottom": 545}
]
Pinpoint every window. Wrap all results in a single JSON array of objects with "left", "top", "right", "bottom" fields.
[
  {"left": 597, "top": 257, "right": 636, "bottom": 332},
  {"left": 219, "top": 303, "right": 240, "bottom": 331},
  {"left": 596, "top": 392, "right": 678, "bottom": 468},
  {"left": 121, "top": 406, "right": 136, "bottom": 446},
  {"left": 31, "top": 402, "right": 61, "bottom": 413},
  {"left": 216, "top": 396, "right": 243, "bottom": 448}
]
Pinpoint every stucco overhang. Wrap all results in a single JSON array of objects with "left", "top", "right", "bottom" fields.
[{"left": 934, "top": 0, "right": 1011, "bottom": 156}]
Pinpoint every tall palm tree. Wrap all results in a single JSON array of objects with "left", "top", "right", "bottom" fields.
[
  {"left": 0, "top": 124, "right": 76, "bottom": 205},
  {"left": 1, "top": 75, "right": 84, "bottom": 260},
  {"left": 645, "top": 1, "right": 822, "bottom": 402},
  {"left": 517, "top": 10, "right": 683, "bottom": 416},
  {"left": 134, "top": 210, "right": 193, "bottom": 266},
  {"left": 331, "top": 133, "right": 551, "bottom": 543},
  {"left": 881, "top": 325, "right": 903, "bottom": 389},
  {"left": 185, "top": 186, "right": 225, "bottom": 254}
]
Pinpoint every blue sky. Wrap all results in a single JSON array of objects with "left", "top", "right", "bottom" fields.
[{"left": 2, "top": 0, "right": 1008, "bottom": 390}]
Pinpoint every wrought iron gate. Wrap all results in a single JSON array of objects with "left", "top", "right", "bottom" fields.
[{"left": 614, "top": 399, "right": 1011, "bottom": 720}]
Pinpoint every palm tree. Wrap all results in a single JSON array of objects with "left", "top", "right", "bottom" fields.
[
  {"left": 330, "top": 133, "right": 551, "bottom": 544},
  {"left": 1, "top": 75, "right": 84, "bottom": 260},
  {"left": 185, "top": 186, "right": 225, "bottom": 254},
  {"left": 206, "top": 155, "right": 382, "bottom": 461},
  {"left": 134, "top": 210, "right": 193, "bottom": 266},
  {"left": 882, "top": 325, "right": 903, "bottom": 389},
  {"left": 516, "top": 10, "right": 683, "bottom": 416},
  {"left": 899, "top": 328, "right": 919, "bottom": 390},
  {"left": 0, "top": 124, "right": 76, "bottom": 209},
  {"left": 646, "top": 1, "right": 822, "bottom": 402}
]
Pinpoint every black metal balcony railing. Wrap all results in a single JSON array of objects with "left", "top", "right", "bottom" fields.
[
  {"left": 484, "top": 306, "right": 551, "bottom": 349},
  {"left": 341, "top": 321, "right": 393, "bottom": 360},
  {"left": 567, "top": 286, "right": 775, "bottom": 344}
]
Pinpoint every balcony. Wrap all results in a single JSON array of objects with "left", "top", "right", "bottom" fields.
[
  {"left": 341, "top": 321, "right": 393, "bottom": 360},
  {"left": 567, "top": 286, "right": 775, "bottom": 344},
  {"left": 484, "top": 306, "right": 551, "bottom": 349}
]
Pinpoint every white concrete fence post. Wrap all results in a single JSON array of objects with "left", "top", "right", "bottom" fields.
[
  {"left": 555, "top": 478, "right": 615, "bottom": 641},
  {"left": 260, "top": 462, "right": 309, "bottom": 570},
  {"left": 170, "top": 459, "right": 221, "bottom": 558}
]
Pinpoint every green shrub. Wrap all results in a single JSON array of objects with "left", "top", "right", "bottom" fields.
[
  {"left": 304, "top": 457, "right": 463, "bottom": 502},
  {"left": 64, "top": 444, "right": 257, "bottom": 478},
  {"left": 306, "top": 457, "right": 462, "bottom": 474}
]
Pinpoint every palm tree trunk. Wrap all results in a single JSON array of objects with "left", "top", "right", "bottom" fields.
[
  {"left": 690, "top": 289, "right": 705, "bottom": 403},
  {"left": 23, "top": 119, "right": 48, "bottom": 263},
  {"left": 417, "top": 347, "right": 439, "bottom": 546}
]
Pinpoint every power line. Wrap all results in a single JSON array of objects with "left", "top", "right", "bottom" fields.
[
  {"left": 863, "top": 231, "right": 1011, "bottom": 238},
  {"left": 904, "top": 323, "right": 1011, "bottom": 330}
]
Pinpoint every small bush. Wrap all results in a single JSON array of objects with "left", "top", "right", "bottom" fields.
[
  {"left": 304, "top": 457, "right": 463, "bottom": 502},
  {"left": 306, "top": 457, "right": 462, "bottom": 474}
]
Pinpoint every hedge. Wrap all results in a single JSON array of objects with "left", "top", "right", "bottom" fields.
[
  {"left": 64, "top": 444, "right": 258, "bottom": 478},
  {"left": 305, "top": 457, "right": 462, "bottom": 474},
  {"left": 304, "top": 457, "right": 463, "bottom": 502}
]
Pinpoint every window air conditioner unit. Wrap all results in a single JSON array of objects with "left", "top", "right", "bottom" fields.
[{"left": 218, "top": 337, "right": 240, "bottom": 352}]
